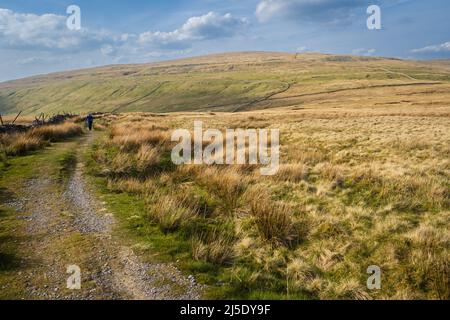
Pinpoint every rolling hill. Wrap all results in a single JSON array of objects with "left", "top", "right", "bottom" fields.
[{"left": 1, "top": 52, "right": 449, "bottom": 116}]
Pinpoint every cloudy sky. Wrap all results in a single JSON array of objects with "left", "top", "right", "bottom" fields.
[{"left": 0, "top": 0, "right": 449, "bottom": 81}]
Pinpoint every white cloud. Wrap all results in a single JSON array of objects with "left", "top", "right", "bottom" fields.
[
  {"left": 256, "top": 0, "right": 363, "bottom": 23},
  {"left": 0, "top": 8, "right": 247, "bottom": 53},
  {"left": 16, "top": 56, "right": 65, "bottom": 65},
  {"left": 100, "top": 44, "right": 116, "bottom": 56},
  {"left": 0, "top": 8, "right": 119, "bottom": 51},
  {"left": 352, "top": 48, "right": 376, "bottom": 56},
  {"left": 138, "top": 12, "right": 248, "bottom": 49},
  {"left": 0, "top": 8, "right": 249, "bottom": 80},
  {"left": 411, "top": 42, "right": 450, "bottom": 54},
  {"left": 256, "top": 0, "right": 285, "bottom": 22}
]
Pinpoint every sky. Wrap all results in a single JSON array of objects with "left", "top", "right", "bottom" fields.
[{"left": 0, "top": 0, "right": 449, "bottom": 81}]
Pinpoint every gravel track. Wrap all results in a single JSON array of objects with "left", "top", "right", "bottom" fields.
[{"left": 7, "top": 133, "right": 202, "bottom": 300}]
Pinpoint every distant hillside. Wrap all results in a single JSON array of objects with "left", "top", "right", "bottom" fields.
[{"left": 1, "top": 52, "right": 449, "bottom": 115}]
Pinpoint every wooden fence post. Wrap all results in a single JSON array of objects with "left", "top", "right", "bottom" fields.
[{"left": 11, "top": 111, "right": 22, "bottom": 125}]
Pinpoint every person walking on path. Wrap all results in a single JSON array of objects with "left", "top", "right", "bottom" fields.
[{"left": 86, "top": 114, "right": 94, "bottom": 131}]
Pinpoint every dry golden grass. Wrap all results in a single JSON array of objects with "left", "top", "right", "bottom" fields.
[
  {"left": 2, "top": 134, "right": 46, "bottom": 156},
  {"left": 196, "top": 167, "right": 247, "bottom": 209},
  {"left": 92, "top": 98, "right": 449, "bottom": 300},
  {"left": 243, "top": 185, "right": 303, "bottom": 246},
  {"left": 192, "top": 231, "right": 236, "bottom": 265},
  {"left": 250, "top": 198, "right": 298, "bottom": 246},
  {"left": 275, "top": 164, "right": 309, "bottom": 183},
  {"left": 1, "top": 122, "right": 83, "bottom": 156},
  {"left": 136, "top": 145, "right": 161, "bottom": 173},
  {"left": 110, "top": 123, "right": 171, "bottom": 152},
  {"left": 28, "top": 122, "right": 83, "bottom": 141},
  {"left": 148, "top": 193, "right": 199, "bottom": 233}
]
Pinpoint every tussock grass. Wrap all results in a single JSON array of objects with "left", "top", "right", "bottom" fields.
[
  {"left": 1, "top": 122, "right": 83, "bottom": 156},
  {"left": 287, "top": 258, "right": 316, "bottom": 282},
  {"left": 245, "top": 186, "right": 304, "bottom": 247},
  {"left": 275, "top": 164, "right": 309, "bottom": 183},
  {"left": 90, "top": 103, "right": 449, "bottom": 300},
  {"left": 316, "top": 162, "right": 344, "bottom": 182},
  {"left": 404, "top": 225, "right": 450, "bottom": 299},
  {"left": 110, "top": 123, "right": 171, "bottom": 152},
  {"left": 136, "top": 145, "right": 161, "bottom": 173},
  {"left": 3, "top": 134, "right": 46, "bottom": 156},
  {"left": 148, "top": 194, "right": 199, "bottom": 233},
  {"left": 28, "top": 123, "right": 83, "bottom": 141},
  {"left": 196, "top": 167, "right": 247, "bottom": 210},
  {"left": 328, "top": 279, "right": 372, "bottom": 300},
  {"left": 192, "top": 230, "right": 236, "bottom": 265},
  {"left": 346, "top": 166, "right": 449, "bottom": 212}
]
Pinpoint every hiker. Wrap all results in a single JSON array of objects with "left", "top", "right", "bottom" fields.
[{"left": 86, "top": 113, "right": 94, "bottom": 131}]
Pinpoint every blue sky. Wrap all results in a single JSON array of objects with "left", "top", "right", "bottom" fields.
[{"left": 0, "top": 0, "right": 449, "bottom": 81}]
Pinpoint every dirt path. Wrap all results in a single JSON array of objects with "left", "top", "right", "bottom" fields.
[
  {"left": 377, "top": 67, "right": 419, "bottom": 81},
  {"left": 232, "top": 81, "right": 292, "bottom": 112},
  {"left": 200, "top": 77, "right": 441, "bottom": 112},
  {"left": 5, "top": 133, "right": 202, "bottom": 300}
]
